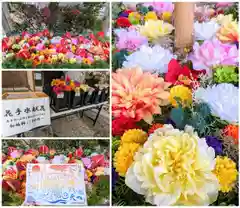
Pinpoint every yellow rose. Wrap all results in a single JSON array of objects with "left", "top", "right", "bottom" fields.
[{"left": 125, "top": 124, "right": 219, "bottom": 205}]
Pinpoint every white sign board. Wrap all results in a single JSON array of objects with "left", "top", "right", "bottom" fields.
[
  {"left": 25, "top": 164, "right": 87, "bottom": 205},
  {"left": 2, "top": 96, "right": 51, "bottom": 137}
]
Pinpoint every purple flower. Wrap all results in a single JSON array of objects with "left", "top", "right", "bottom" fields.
[
  {"left": 205, "top": 136, "right": 222, "bottom": 155},
  {"left": 112, "top": 168, "right": 118, "bottom": 190},
  {"left": 114, "top": 28, "right": 148, "bottom": 51},
  {"left": 188, "top": 39, "right": 239, "bottom": 75},
  {"left": 119, "top": 11, "right": 131, "bottom": 18}
]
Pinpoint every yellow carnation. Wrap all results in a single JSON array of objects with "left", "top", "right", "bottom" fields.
[
  {"left": 213, "top": 156, "right": 238, "bottom": 193},
  {"left": 145, "top": 11, "right": 158, "bottom": 21},
  {"left": 125, "top": 124, "right": 219, "bottom": 205},
  {"left": 121, "top": 129, "right": 147, "bottom": 144},
  {"left": 114, "top": 142, "right": 141, "bottom": 177},
  {"left": 169, "top": 85, "right": 192, "bottom": 107},
  {"left": 139, "top": 20, "right": 174, "bottom": 40}
]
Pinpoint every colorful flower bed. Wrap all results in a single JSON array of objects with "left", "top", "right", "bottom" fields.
[
  {"left": 2, "top": 142, "right": 109, "bottom": 205},
  {"left": 2, "top": 30, "right": 109, "bottom": 69},
  {"left": 112, "top": 2, "right": 239, "bottom": 206}
]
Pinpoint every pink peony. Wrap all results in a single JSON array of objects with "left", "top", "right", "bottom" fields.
[
  {"left": 115, "top": 28, "right": 148, "bottom": 51},
  {"left": 112, "top": 67, "right": 171, "bottom": 124},
  {"left": 188, "top": 39, "right": 238, "bottom": 75}
]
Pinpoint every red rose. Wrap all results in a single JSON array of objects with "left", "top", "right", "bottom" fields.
[
  {"left": 116, "top": 17, "right": 132, "bottom": 28},
  {"left": 97, "top": 31, "right": 105, "bottom": 38},
  {"left": 39, "top": 145, "right": 49, "bottom": 154},
  {"left": 112, "top": 115, "right": 139, "bottom": 136},
  {"left": 74, "top": 147, "right": 83, "bottom": 159}
]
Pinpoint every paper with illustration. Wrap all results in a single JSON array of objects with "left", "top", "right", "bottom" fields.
[{"left": 25, "top": 163, "right": 87, "bottom": 205}]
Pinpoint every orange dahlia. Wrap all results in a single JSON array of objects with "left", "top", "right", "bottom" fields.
[
  {"left": 223, "top": 124, "right": 239, "bottom": 144},
  {"left": 112, "top": 67, "right": 171, "bottom": 124},
  {"left": 148, "top": 123, "right": 164, "bottom": 135}
]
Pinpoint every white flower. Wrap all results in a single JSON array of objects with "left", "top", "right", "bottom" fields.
[
  {"left": 125, "top": 124, "right": 219, "bottom": 206},
  {"left": 194, "top": 20, "right": 220, "bottom": 40},
  {"left": 122, "top": 45, "right": 176, "bottom": 73},
  {"left": 36, "top": 156, "right": 49, "bottom": 164},
  {"left": 194, "top": 83, "right": 238, "bottom": 123},
  {"left": 51, "top": 155, "right": 67, "bottom": 164}
]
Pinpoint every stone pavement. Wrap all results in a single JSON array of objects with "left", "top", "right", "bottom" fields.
[{"left": 24, "top": 105, "right": 110, "bottom": 137}]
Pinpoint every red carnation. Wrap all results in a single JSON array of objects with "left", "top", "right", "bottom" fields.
[
  {"left": 68, "top": 152, "right": 73, "bottom": 159},
  {"left": 39, "top": 145, "right": 49, "bottom": 154},
  {"left": 165, "top": 59, "right": 205, "bottom": 88},
  {"left": 97, "top": 31, "right": 105, "bottom": 38},
  {"left": 74, "top": 147, "right": 83, "bottom": 159},
  {"left": 116, "top": 17, "right": 132, "bottom": 28},
  {"left": 112, "top": 115, "right": 139, "bottom": 136}
]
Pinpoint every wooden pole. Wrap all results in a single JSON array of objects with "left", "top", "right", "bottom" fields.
[
  {"left": 27, "top": 71, "right": 36, "bottom": 92},
  {"left": 174, "top": 2, "right": 195, "bottom": 49}
]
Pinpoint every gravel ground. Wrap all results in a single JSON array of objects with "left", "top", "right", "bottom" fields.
[{"left": 24, "top": 105, "right": 110, "bottom": 137}]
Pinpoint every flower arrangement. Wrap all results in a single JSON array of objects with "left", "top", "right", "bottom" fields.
[
  {"left": 112, "top": 2, "right": 239, "bottom": 206},
  {"left": 112, "top": 2, "right": 175, "bottom": 71},
  {"left": 2, "top": 30, "right": 109, "bottom": 69},
  {"left": 2, "top": 142, "right": 109, "bottom": 206}
]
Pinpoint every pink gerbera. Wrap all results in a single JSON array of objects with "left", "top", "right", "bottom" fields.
[{"left": 112, "top": 67, "right": 171, "bottom": 124}]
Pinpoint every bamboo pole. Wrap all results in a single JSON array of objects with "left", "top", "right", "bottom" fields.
[{"left": 174, "top": 2, "right": 195, "bottom": 49}]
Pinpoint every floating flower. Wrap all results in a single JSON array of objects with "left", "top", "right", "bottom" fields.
[
  {"left": 144, "top": 11, "right": 158, "bottom": 21},
  {"left": 112, "top": 67, "right": 171, "bottom": 123},
  {"left": 144, "top": 2, "right": 174, "bottom": 15},
  {"left": 194, "top": 20, "right": 220, "bottom": 40},
  {"left": 214, "top": 66, "right": 238, "bottom": 84},
  {"left": 188, "top": 39, "right": 238, "bottom": 75},
  {"left": 123, "top": 45, "right": 176, "bottom": 73},
  {"left": 223, "top": 124, "right": 239, "bottom": 144},
  {"left": 116, "top": 17, "right": 132, "bottom": 28},
  {"left": 112, "top": 115, "right": 139, "bottom": 136},
  {"left": 128, "top": 12, "right": 141, "bottom": 25},
  {"left": 148, "top": 123, "right": 163, "bottom": 135},
  {"left": 205, "top": 136, "right": 223, "bottom": 155},
  {"left": 114, "top": 28, "right": 148, "bottom": 52},
  {"left": 170, "top": 85, "right": 192, "bottom": 107},
  {"left": 125, "top": 124, "right": 219, "bottom": 205},
  {"left": 213, "top": 156, "right": 237, "bottom": 193},
  {"left": 139, "top": 20, "right": 174, "bottom": 40},
  {"left": 121, "top": 129, "right": 147, "bottom": 144},
  {"left": 165, "top": 59, "right": 205, "bottom": 88},
  {"left": 114, "top": 142, "right": 141, "bottom": 177},
  {"left": 39, "top": 145, "right": 49, "bottom": 154},
  {"left": 216, "top": 21, "right": 239, "bottom": 44},
  {"left": 212, "top": 14, "right": 234, "bottom": 26},
  {"left": 194, "top": 83, "right": 238, "bottom": 123}
]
